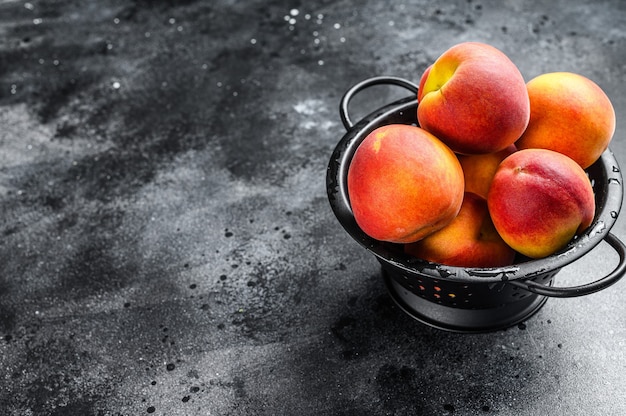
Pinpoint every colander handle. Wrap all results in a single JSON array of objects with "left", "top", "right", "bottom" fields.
[
  {"left": 508, "top": 232, "right": 626, "bottom": 298},
  {"left": 340, "top": 76, "right": 419, "bottom": 130}
]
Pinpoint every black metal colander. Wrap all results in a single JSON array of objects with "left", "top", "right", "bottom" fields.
[{"left": 327, "top": 76, "right": 626, "bottom": 333}]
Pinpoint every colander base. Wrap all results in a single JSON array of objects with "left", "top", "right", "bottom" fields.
[{"left": 384, "top": 271, "right": 550, "bottom": 333}]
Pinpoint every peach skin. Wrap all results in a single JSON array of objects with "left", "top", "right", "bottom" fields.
[
  {"left": 515, "top": 71, "right": 616, "bottom": 169},
  {"left": 417, "top": 42, "right": 530, "bottom": 155},
  {"left": 347, "top": 124, "right": 465, "bottom": 244},
  {"left": 457, "top": 144, "right": 517, "bottom": 199},
  {"left": 487, "top": 148, "right": 595, "bottom": 259},
  {"left": 405, "top": 192, "right": 516, "bottom": 268}
]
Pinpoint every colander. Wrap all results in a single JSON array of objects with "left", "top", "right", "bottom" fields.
[{"left": 327, "top": 76, "right": 626, "bottom": 333}]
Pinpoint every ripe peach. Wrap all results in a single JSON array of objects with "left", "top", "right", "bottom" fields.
[
  {"left": 347, "top": 124, "right": 464, "bottom": 244},
  {"left": 404, "top": 192, "right": 516, "bottom": 268},
  {"left": 417, "top": 42, "right": 530, "bottom": 155},
  {"left": 515, "top": 72, "right": 616, "bottom": 169},
  {"left": 457, "top": 144, "right": 517, "bottom": 199},
  {"left": 487, "top": 148, "right": 596, "bottom": 259}
]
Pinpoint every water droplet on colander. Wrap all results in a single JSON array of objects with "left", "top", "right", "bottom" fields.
[
  {"left": 589, "top": 220, "right": 606, "bottom": 236},
  {"left": 436, "top": 267, "right": 456, "bottom": 279},
  {"left": 465, "top": 267, "right": 520, "bottom": 279}
]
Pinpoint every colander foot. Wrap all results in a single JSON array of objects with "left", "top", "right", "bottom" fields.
[{"left": 383, "top": 271, "right": 550, "bottom": 333}]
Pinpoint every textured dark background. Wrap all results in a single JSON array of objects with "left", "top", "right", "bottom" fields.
[{"left": 1, "top": 0, "right": 626, "bottom": 415}]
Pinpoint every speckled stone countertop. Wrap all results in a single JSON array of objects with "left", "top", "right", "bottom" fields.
[{"left": 1, "top": 1, "right": 626, "bottom": 415}]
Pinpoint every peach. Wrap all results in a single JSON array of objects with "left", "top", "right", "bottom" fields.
[
  {"left": 347, "top": 124, "right": 464, "bottom": 244},
  {"left": 404, "top": 192, "right": 516, "bottom": 268},
  {"left": 515, "top": 72, "right": 616, "bottom": 169},
  {"left": 417, "top": 42, "right": 530, "bottom": 155},
  {"left": 457, "top": 144, "right": 517, "bottom": 199},
  {"left": 487, "top": 148, "right": 595, "bottom": 259}
]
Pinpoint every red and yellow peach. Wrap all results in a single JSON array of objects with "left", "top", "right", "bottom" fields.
[
  {"left": 417, "top": 42, "right": 530, "bottom": 155},
  {"left": 347, "top": 124, "right": 465, "bottom": 244},
  {"left": 457, "top": 144, "right": 517, "bottom": 199},
  {"left": 487, "top": 148, "right": 596, "bottom": 259},
  {"left": 405, "top": 192, "right": 516, "bottom": 267},
  {"left": 515, "top": 71, "right": 615, "bottom": 169}
]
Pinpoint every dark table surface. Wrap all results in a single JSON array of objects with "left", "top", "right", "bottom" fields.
[{"left": 1, "top": 1, "right": 626, "bottom": 415}]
